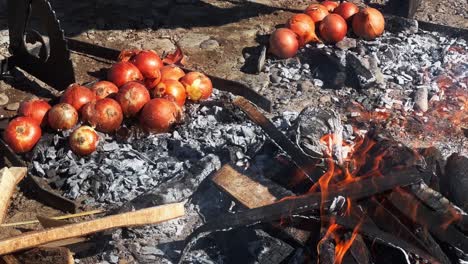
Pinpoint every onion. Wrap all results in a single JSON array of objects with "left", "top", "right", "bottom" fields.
[
  {"left": 18, "top": 99, "right": 51, "bottom": 126},
  {"left": 91, "top": 81, "right": 119, "bottom": 100},
  {"left": 321, "top": 1, "right": 339, "bottom": 12},
  {"left": 268, "top": 28, "right": 299, "bottom": 59},
  {"left": 154, "top": 80, "right": 187, "bottom": 106},
  {"left": 69, "top": 126, "right": 99, "bottom": 156},
  {"left": 352, "top": 7, "right": 385, "bottom": 40},
  {"left": 160, "top": 65, "right": 185, "bottom": 81},
  {"left": 115, "top": 81, "right": 151, "bottom": 117},
  {"left": 3, "top": 117, "right": 42, "bottom": 153},
  {"left": 286, "top": 14, "right": 320, "bottom": 46},
  {"left": 180, "top": 72, "right": 213, "bottom": 101},
  {"left": 107, "top": 61, "right": 143, "bottom": 87},
  {"left": 334, "top": 2, "right": 359, "bottom": 21},
  {"left": 48, "top": 103, "right": 79, "bottom": 131},
  {"left": 81, "top": 98, "right": 123, "bottom": 133},
  {"left": 130, "top": 50, "right": 163, "bottom": 79},
  {"left": 305, "top": 4, "right": 329, "bottom": 23},
  {"left": 140, "top": 98, "right": 182, "bottom": 133},
  {"left": 319, "top": 14, "right": 348, "bottom": 43},
  {"left": 60, "top": 84, "right": 96, "bottom": 111}
]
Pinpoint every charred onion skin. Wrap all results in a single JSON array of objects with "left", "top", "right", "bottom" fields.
[
  {"left": 352, "top": 7, "right": 385, "bottom": 40},
  {"left": 139, "top": 98, "right": 182, "bottom": 133},
  {"left": 129, "top": 50, "right": 163, "bottom": 79},
  {"left": 154, "top": 80, "right": 187, "bottom": 106},
  {"left": 3, "top": 117, "right": 42, "bottom": 153},
  {"left": 268, "top": 28, "right": 299, "bottom": 59},
  {"left": 180, "top": 72, "right": 213, "bottom": 101},
  {"left": 48, "top": 103, "right": 79, "bottom": 131},
  {"left": 305, "top": 4, "right": 329, "bottom": 23},
  {"left": 60, "top": 84, "right": 96, "bottom": 111},
  {"left": 286, "top": 14, "right": 320, "bottom": 46},
  {"left": 81, "top": 98, "right": 123, "bottom": 133},
  {"left": 91, "top": 81, "right": 119, "bottom": 100},
  {"left": 69, "top": 126, "right": 99, "bottom": 156},
  {"left": 334, "top": 2, "right": 359, "bottom": 22},
  {"left": 18, "top": 99, "right": 51, "bottom": 126},
  {"left": 115, "top": 81, "right": 151, "bottom": 117},
  {"left": 107, "top": 61, "right": 144, "bottom": 87},
  {"left": 319, "top": 14, "right": 348, "bottom": 43}
]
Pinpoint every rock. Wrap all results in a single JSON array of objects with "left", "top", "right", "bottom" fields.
[
  {"left": 5, "top": 102, "right": 19, "bottom": 111},
  {"left": 414, "top": 86, "right": 428, "bottom": 112},
  {"left": 257, "top": 46, "right": 267, "bottom": 73},
  {"left": 270, "top": 72, "right": 282, "bottom": 84},
  {"left": 319, "top": 95, "right": 331, "bottom": 104},
  {"left": 199, "top": 39, "right": 219, "bottom": 50},
  {"left": 0, "top": 93, "right": 8, "bottom": 106},
  {"left": 240, "top": 73, "right": 269, "bottom": 92},
  {"left": 297, "top": 80, "right": 315, "bottom": 92},
  {"left": 178, "top": 33, "right": 210, "bottom": 49},
  {"left": 335, "top": 38, "right": 357, "bottom": 50}
]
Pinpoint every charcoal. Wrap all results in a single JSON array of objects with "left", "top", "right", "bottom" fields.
[{"left": 441, "top": 153, "right": 468, "bottom": 211}]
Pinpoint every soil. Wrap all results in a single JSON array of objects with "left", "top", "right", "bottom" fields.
[{"left": 0, "top": 0, "right": 466, "bottom": 262}]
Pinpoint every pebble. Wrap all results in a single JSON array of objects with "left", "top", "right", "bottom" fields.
[
  {"left": 5, "top": 102, "right": 19, "bottom": 111},
  {"left": 336, "top": 38, "right": 357, "bottom": 50},
  {"left": 319, "top": 95, "right": 331, "bottom": 104},
  {"left": 0, "top": 93, "right": 8, "bottom": 106},
  {"left": 199, "top": 39, "right": 219, "bottom": 50},
  {"left": 297, "top": 80, "right": 314, "bottom": 92},
  {"left": 270, "top": 73, "right": 282, "bottom": 84},
  {"left": 414, "top": 86, "right": 428, "bottom": 112}
]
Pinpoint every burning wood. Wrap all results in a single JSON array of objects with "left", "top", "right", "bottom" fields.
[{"left": 0, "top": 203, "right": 184, "bottom": 255}]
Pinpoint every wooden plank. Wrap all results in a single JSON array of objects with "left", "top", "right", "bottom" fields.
[
  {"left": 212, "top": 164, "right": 310, "bottom": 245},
  {"left": 0, "top": 167, "right": 27, "bottom": 223},
  {"left": 0, "top": 202, "right": 185, "bottom": 255}
]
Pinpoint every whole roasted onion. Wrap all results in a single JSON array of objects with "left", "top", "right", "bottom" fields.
[
  {"left": 107, "top": 61, "right": 143, "bottom": 87},
  {"left": 3, "top": 117, "right": 42, "bottom": 153},
  {"left": 129, "top": 50, "right": 163, "bottom": 79},
  {"left": 91, "top": 81, "right": 119, "bottom": 100},
  {"left": 154, "top": 80, "right": 187, "bottom": 106},
  {"left": 180, "top": 72, "right": 213, "bottom": 101},
  {"left": 115, "top": 81, "right": 151, "bottom": 117},
  {"left": 160, "top": 65, "right": 186, "bottom": 81},
  {"left": 18, "top": 99, "right": 51, "bottom": 126},
  {"left": 352, "top": 7, "right": 385, "bottom": 40},
  {"left": 48, "top": 103, "right": 79, "bottom": 131},
  {"left": 286, "top": 14, "right": 320, "bottom": 46},
  {"left": 60, "top": 84, "right": 96, "bottom": 111},
  {"left": 334, "top": 2, "right": 359, "bottom": 21},
  {"left": 69, "top": 126, "right": 99, "bottom": 156},
  {"left": 321, "top": 1, "right": 339, "bottom": 12},
  {"left": 81, "top": 98, "right": 123, "bottom": 133},
  {"left": 319, "top": 14, "right": 348, "bottom": 43},
  {"left": 269, "top": 28, "right": 299, "bottom": 59},
  {"left": 305, "top": 4, "right": 329, "bottom": 23},
  {"left": 140, "top": 98, "right": 182, "bottom": 133}
]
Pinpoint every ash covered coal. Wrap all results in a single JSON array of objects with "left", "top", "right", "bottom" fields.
[
  {"left": 263, "top": 20, "right": 467, "bottom": 114},
  {"left": 29, "top": 91, "right": 266, "bottom": 207}
]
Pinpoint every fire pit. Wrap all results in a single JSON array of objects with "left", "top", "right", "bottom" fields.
[{"left": 0, "top": 2, "right": 466, "bottom": 264}]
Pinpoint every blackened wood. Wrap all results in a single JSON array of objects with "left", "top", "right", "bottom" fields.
[
  {"left": 442, "top": 153, "right": 468, "bottom": 212},
  {"left": 349, "top": 235, "right": 370, "bottom": 264},
  {"left": 413, "top": 228, "right": 452, "bottom": 264},
  {"left": 194, "top": 167, "right": 421, "bottom": 234},
  {"left": 233, "top": 96, "right": 321, "bottom": 182},
  {"left": 410, "top": 182, "right": 468, "bottom": 232},
  {"left": 0, "top": 139, "right": 77, "bottom": 213},
  {"left": 387, "top": 189, "right": 468, "bottom": 253},
  {"left": 318, "top": 236, "right": 335, "bottom": 264}
]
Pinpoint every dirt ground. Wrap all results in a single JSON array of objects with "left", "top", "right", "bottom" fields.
[{"left": 0, "top": 0, "right": 466, "bottom": 262}]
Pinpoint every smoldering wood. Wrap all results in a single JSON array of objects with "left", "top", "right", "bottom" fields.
[
  {"left": 387, "top": 189, "right": 468, "bottom": 253},
  {"left": 441, "top": 153, "right": 468, "bottom": 212}
]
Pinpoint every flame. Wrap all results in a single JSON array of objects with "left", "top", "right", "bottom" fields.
[{"left": 335, "top": 220, "right": 363, "bottom": 264}]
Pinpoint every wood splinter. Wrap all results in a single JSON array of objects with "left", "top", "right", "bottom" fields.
[
  {"left": 0, "top": 167, "right": 27, "bottom": 223},
  {"left": 0, "top": 202, "right": 185, "bottom": 255}
]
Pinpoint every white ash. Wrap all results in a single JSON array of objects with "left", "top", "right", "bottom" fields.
[{"left": 30, "top": 93, "right": 266, "bottom": 207}]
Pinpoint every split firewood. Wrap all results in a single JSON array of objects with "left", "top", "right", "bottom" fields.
[
  {"left": 0, "top": 202, "right": 185, "bottom": 255},
  {"left": 0, "top": 167, "right": 27, "bottom": 223},
  {"left": 212, "top": 164, "right": 311, "bottom": 245}
]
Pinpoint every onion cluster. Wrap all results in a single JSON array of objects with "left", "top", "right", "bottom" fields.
[
  {"left": 3, "top": 48, "right": 213, "bottom": 156},
  {"left": 269, "top": 1, "right": 385, "bottom": 59}
]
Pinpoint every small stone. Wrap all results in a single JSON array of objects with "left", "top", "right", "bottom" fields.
[
  {"left": 0, "top": 93, "right": 8, "bottom": 106},
  {"left": 297, "top": 80, "right": 315, "bottom": 92},
  {"left": 336, "top": 38, "right": 357, "bottom": 50},
  {"left": 5, "top": 102, "right": 19, "bottom": 111},
  {"left": 414, "top": 86, "right": 428, "bottom": 112},
  {"left": 199, "top": 39, "right": 219, "bottom": 50},
  {"left": 313, "top": 79, "right": 324, "bottom": 87},
  {"left": 319, "top": 95, "right": 331, "bottom": 104},
  {"left": 270, "top": 73, "right": 282, "bottom": 84}
]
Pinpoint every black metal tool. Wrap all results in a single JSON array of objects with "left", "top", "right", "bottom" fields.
[{"left": 0, "top": 0, "right": 75, "bottom": 90}]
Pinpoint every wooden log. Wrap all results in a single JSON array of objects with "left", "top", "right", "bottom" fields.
[
  {"left": 0, "top": 202, "right": 185, "bottom": 255},
  {"left": 212, "top": 164, "right": 311, "bottom": 245},
  {"left": 0, "top": 167, "right": 27, "bottom": 223}
]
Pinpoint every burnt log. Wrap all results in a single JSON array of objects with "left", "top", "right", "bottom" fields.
[{"left": 441, "top": 153, "right": 468, "bottom": 212}]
